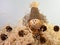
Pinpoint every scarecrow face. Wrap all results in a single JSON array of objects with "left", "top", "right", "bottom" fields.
[{"left": 29, "top": 19, "right": 43, "bottom": 30}]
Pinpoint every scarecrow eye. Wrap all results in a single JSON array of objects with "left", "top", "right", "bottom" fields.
[
  {"left": 40, "top": 25, "right": 47, "bottom": 32},
  {"left": 54, "top": 25, "right": 59, "bottom": 32}
]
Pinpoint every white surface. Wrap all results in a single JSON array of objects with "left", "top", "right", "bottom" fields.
[{"left": 0, "top": 0, "right": 60, "bottom": 27}]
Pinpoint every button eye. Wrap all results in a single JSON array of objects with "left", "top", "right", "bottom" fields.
[
  {"left": 54, "top": 25, "right": 59, "bottom": 32},
  {"left": 40, "top": 25, "right": 47, "bottom": 32},
  {"left": 40, "top": 36, "right": 46, "bottom": 44},
  {"left": 18, "top": 30, "right": 25, "bottom": 37},
  {"left": 6, "top": 26, "right": 12, "bottom": 32},
  {"left": 0, "top": 34, "right": 8, "bottom": 41}
]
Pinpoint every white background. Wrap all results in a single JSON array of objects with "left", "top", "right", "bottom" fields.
[{"left": 0, "top": 0, "right": 60, "bottom": 27}]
